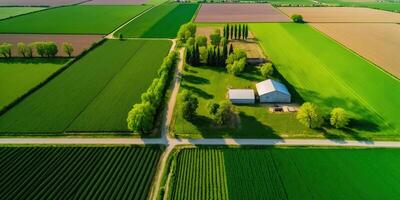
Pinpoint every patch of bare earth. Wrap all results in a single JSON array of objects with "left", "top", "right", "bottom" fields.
[
  {"left": 83, "top": 0, "right": 147, "bottom": 5},
  {"left": 196, "top": 26, "right": 265, "bottom": 60},
  {"left": 312, "top": 23, "right": 400, "bottom": 78},
  {"left": 0, "top": 0, "right": 88, "bottom": 6},
  {"left": 195, "top": 3, "right": 290, "bottom": 22},
  {"left": 0, "top": 34, "right": 104, "bottom": 57},
  {"left": 279, "top": 7, "right": 400, "bottom": 23}
]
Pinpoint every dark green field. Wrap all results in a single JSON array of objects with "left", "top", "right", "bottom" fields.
[
  {"left": 0, "top": 146, "right": 161, "bottom": 200},
  {"left": 115, "top": 3, "right": 199, "bottom": 38},
  {"left": 170, "top": 147, "right": 400, "bottom": 200},
  {"left": 0, "top": 5, "right": 150, "bottom": 34},
  {"left": 0, "top": 40, "right": 171, "bottom": 133}
]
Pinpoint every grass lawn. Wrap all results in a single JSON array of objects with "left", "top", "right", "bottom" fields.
[
  {"left": 0, "top": 5, "right": 150, "bottom": 34},
  {"left": 0, "top": 146, "right": 161, "bottom": 200},
  {"left": 170, "top": 147, "right": 400, "bottom": 200},
  {"left": 172, "top": 64, "right": 323, "bottom": 139},
  {"left": 0, "top": 58, "right": 69, "bottom": 111},
  {"left": 0, "top": 7, "right": 45, "bottom": 20},
  {"left": 250, "top": 23, "right": 400, "bottom": 140},
  {"left": 0, "top": 39, "right": 171, "bottom": 133},
  {"left": 115, "top": 3, "right": 199, "bottom": 38}
]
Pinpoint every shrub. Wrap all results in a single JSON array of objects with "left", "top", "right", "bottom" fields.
[
  {"left": 62, "top": 42, "right": 74, "bottom": 57},
  {"left": 260, "top": 63, "right": 274, "bottom": 78},
  {"left": 226, "top": 49, "right": 247, "bottom": 75},
  {"left": 17, "top": 42, "right": 28, "bottom": 57},
  {"left": 210, "top": 29, "right": 221, "bottom": 46},
  {"left": 207, "top": 102, "right": 220, "bottom": 115},
  {"left": 330, "top": 107, "right": 349, "bottom": 128},
  {"left": 291, "top": 14, "right": 304, "bottom": 23},
  {"left": 34, "top": 42, "right": 58, "bottom": 57},
  {"left": 296, "top": 102, "right": 323, "bottom": 128}
]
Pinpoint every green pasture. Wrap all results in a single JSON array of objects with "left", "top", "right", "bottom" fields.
[
  {"left": 0, "top": 5, "right": 150, "bottom": 34},
  {"left": 0, "top": 39, "right": 171, "bottom": 133},
  {"left": 170, "top": 147, "right": 400, "bottom": 200},
  {"left": 0, "top": 59, "right": 68, "bottom": 111},
  {"left": 115, "top": 3, "right": 199, "bottom": 38},
  {"left": 172, "top": 64, "right": 324, "bottom": 139},
  {"left": 250, "top": 23, "right": 400, "bottom": 139},
  {"left": 0, "top": 146, "right": 161, "bottom": 200},
  {"left": 0, "top": 7, "right": 44, "bottom": 20}
]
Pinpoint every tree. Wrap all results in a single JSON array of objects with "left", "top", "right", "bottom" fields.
[
  {"left": 17, "top": 42, "right": 27, "bottom": 57},
  {"left": 234, "top": 24, "right": 238, "bottom": 39},
  {"left": 181, "top": 91, "right": 199, "bottom": 121},
  {"left": 226, "top": 24, "right": 230, "bottom": 40},
  {"left": 62, "top": 42, "right": 74, "bottom": 57},
  {"left": 330, "top": 107, "right": 349, "bottom": 128},
  {"left": 35, "top": 42, "right": 58, "bottom": 57},
  {"left": 127, "top": 102, "right": 155, "bottom": 133},
  {"left": 291, "top": 14, "right": 304, "bottom": 23},
  {"left": 27, "top": 43, "right": 35, "bottom": 57},
  {"left": 119, "top": 33, "right": 123, "bottom": 40},
  {"left": 230, "top": 25, "right": 234, "bottom": 40},
  {"left": 210, "top": 29, "right": 221, "bottom": 46},
  {"left": 177, "top": 23, "right": 197, "bottom": 44},
  {"left": 207, "top": 102, "right": 220, "bottom": 115},
  {"left": 296, "top": 102, "right": 323, "bottom": 129},
  {"left": 229, "top": 43, "right": 234, "bottom": 55},
  {"left": 186, "top": 37, "right": 195, "bottom": 47},
  {"left": 195, "top": 35, "right": 207, "bottom": 47},
  {"left": 0, "top": 43, "right": 12, "bottom": 58},
  {"left": 260, "top": 63, "right": 274, "bottom": 78},
  {"left": 214, "top": 100, "right": 236, "bottom": 126},
  {"left": 238, "top": 24, "right": 242, "bottom": 40}
]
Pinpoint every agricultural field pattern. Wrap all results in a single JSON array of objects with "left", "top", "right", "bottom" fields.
[{"left": 0, "top": 0, "right": 399, "bottom": 199}]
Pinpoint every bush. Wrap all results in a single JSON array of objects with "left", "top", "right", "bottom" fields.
[
  {"left": 260, "top": 63, "right": 274, "bottom": 78},
  {"left": 207, "top": 102, "right": 220, "bottom": 115},
  {"left": 17, "top": 42, "right": 28, "bottom": 57},
  {"left": 34, "top": 42, "right": 58, "bottom": 57},
  {"left": 291, "top": 14, "right": 304, "bottom": 23},
  {"left": 296, "top": 102, "right": 323, "bottom": 129},
  {"left": 127, "top": 51, "right": 178, "bottom": 133},
  {"left": 330, "top": 107, "right": 349, "bottom": 128},
  {"left": 62, "top": 42, "right": 74, "bottom": 57},
  {"left": 210, "top": 29, "right": 221, "bottom": 46}
]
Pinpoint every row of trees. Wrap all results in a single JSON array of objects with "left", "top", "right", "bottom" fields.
[
  {"left": 0, "top": 42, "right": 74, "bottom": 58},
  {"left": 223, "top": 24, "right": 249, "bottom": 40},
  {"left": 127, "top": 51, "right": 178, "bottom": 133},
  {"left": 296, "top": 102, "right": 350, "bottom": 129}
]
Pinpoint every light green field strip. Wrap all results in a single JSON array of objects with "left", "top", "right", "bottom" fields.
[
  {"left": 0, "top": 59, "right": 68, "bottom": 110},
  {"left": 0, "top": 7, "right": 45, "bottom": 20},
  {"left": 250, "top": 23, "right": 400, "bottom": 136},
  {"left": 0, "top": 5, "right": 150, "bottom": 34}
]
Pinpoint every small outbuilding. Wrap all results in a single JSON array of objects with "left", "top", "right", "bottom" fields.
[
  {"left": 256, "top": 79, "right": 291, "bottom": 103},
  {"left": 228, "top": 89, "right": 255, "bottom": 104}
]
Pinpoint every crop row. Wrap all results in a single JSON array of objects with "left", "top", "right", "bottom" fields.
[{"left": 0, "top": 146, "right": 161, "bottom": 200}]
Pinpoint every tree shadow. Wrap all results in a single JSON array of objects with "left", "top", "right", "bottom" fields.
[
  {"left": 182, "top": 74, "right": 210, "bottom": 85},
  {"left": 181, "top": 83, "right": 214, "bottom": 99},
  {"left": 0, "top": 57, "right": 69, "bottom": 65}
]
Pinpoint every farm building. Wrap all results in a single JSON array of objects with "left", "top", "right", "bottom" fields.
[
  {"left": 228, "top": 89, "right": 255, "bottom": 104},
  {"left": 256, "top": 79, "right": 291, "bottom": 103}
]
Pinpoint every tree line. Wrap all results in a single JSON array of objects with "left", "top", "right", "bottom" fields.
[
  {"left": 297, "top": 102, "right": 350, "bottom": 129},
  {"left": 223, "top": 24, "right": 249, "bottom": 40},
  {"left": 0, "top": 42, "right": 74, "bottom": 58},
  {"left": 127, "top": 51, "right": 178, "bottom": 134}
]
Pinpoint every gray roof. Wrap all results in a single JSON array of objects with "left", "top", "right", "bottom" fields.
[
  {"left": 228, "top": 89, "right": 255, "bottom": 100},
  {"left": 256, "top": 79, "right": 290, "bottom": 96}
]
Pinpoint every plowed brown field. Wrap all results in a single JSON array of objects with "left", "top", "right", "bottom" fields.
[
  {"left": 195, "top": 4, "right": 290, "bottom": 22},
  {"left": 0, "top": 34, "right": 103, "bottom": 57},
  {"left": 312, "top": 23, "right": 400, "bottom": 78},
  {"left": 279, "top": 7, "right": 400, "bottom": 23}
]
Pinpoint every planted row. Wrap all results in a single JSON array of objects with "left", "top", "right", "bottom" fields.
[{"left": 0, "top": 41, "right": 73, "bottom": 58}]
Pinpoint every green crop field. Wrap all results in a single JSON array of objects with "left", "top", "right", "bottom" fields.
[
  {"left": 0, "top": 5, "right": 150, "bottom": 34},
  {"left": 0, "top": 59, "right": 69, "bottom": 111},
  {"left": 0, "top": 7, "right": 45, "bottom": 20},
  {"left": 250, "top": 23, "right": 400, "bottom": 140},
  {"left": 0, "top": 40, "right": 171, "bottom": 133},
  {"left": 169, "top": 147, "right": 400, "bottom": 200},
  {"left": 115, "top": 3, "right": 199, "bottom": 38},
  {"left": 0, "top": 146, "right": 161, "bottom": 200}
]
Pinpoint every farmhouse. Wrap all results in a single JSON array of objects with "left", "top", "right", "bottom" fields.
[
  {"left": 256, "top": 79, "right": 291, "bottom": 103},
  {"left": 228, "top": 89, "right": 255, "bottom": 104}
]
